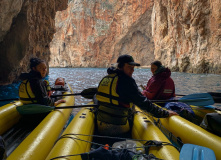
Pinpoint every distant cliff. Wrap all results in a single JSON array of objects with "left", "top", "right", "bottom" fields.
[
  {"left": 0, "top": 0, "right": 68, "bottom": 85},
  {"left": 49, "top": 0, "right": 155, "bottom": 68},
  {"left": 0, "top": 0, "right": 220, "bottom": 85},
  {"left": 50, "top": 0, "right": 221, "bottom": 73}
]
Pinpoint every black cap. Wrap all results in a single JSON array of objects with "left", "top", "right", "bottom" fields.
[{"left": 117, "top": 54, "right": 140, "bottom": 66}]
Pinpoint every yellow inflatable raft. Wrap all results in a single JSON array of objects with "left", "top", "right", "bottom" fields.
[
  {"left": 152, "top": 106, "right": 221, "bottom": 160},
  {"left": 0, "top": 101, "right": 22, "bottom": 135},
  {"left": 6, "top": 83, "right": 75, "bottom": 160},
  {"left": 46, "top": 105, "right": 179, "bottom": 160}
]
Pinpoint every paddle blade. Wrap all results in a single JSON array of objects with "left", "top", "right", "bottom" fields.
[
  {"left": 16, "top": 104, "right": 55, "bottom": 115},
  {"left": 180, "top": 144, "right": 216, "bottom": 160},
  {"left": 208, "top": 92, "right": 221, "bottom": 103},
  {"left": 180, "top": 93, "right": 214, "bottom": 106},
  {"left": 81, "top": 88, "right": 97, "bottom": 99}
]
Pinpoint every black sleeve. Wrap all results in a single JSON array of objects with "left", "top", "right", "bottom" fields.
[
  {"left": 30, "top": 79, "right": 54, "bottom": 106},
  {"left": 117, "top": 76, "right": 169, "bottom": 118}
]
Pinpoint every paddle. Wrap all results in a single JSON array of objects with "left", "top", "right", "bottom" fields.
[
  {"left": 16, "top": 104, "right": 99, "bottom": 115},
  {"left": 140, "top": 85, "right": 221, "bottom": 103},
  {"left": 70, "top": 87, "right": 214, "bottom": 106},
  {"left": 0, "top": 88, "right": 98, "bottom": 102},
  {"left": 179, "top": 144, "right": 216, "bottom": 160},
  {"left": 151, "top": 93, "right": 215, "bottom": 106},
  {"left": 16, "top": 92, "right": 216, "bottom": 115},
  {"left": 50, "top": 87, "right": 97, "bottom": 99},
  {"left": 176, "top": 92, "right": 221, "bottom": 103},
  {"left": 191, "top": 105, "right": 221, "bottom": 111}
]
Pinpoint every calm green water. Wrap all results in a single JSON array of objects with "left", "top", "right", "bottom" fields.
[{"left": 1, "top": 68, "right": 221, "bottom": 106}]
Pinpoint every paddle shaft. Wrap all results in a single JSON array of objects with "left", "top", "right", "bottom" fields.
[
  {"left": 54, "top": 103, "right": 221, "bottom": 112},
  {"left": 55, "top": 104, "right": 98, "bottom": 109},
  {"left": 53, "top": 103, "right": 221, "bottom": 111},
  {"left": 141, "top": 84, "right": 221, "bottom": 103},
  {"left": 0, "top": 93, "right": 87, "bottom": 101},
  {"left": 51, "top": 93, "right": 82, "bottom": 97},
  {"left": 16, "top": 102, "right": 221, "bottom": 116},
  {"left": 0, "top": 88, "right": 97, "bottom": 101},
  {"left": 151, "top": 100, "right": 181, "bottom": 103},
  {"left": 152, "top": 100, "right": 221, "bottom": 111},
  {"left": 150, "top": 97, "right": 213, "bottom": 106}
]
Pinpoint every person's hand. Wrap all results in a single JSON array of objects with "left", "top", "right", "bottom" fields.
[
  {"left": 139, "top": 85, "right": 146, "bottom": 90},
  {"left": 54, "top": 99, "right": 66, "bottom": 106},
  {"left": 168, "top": 110, "right": 178, "bottom": 116},
  {"left": 59, "top": 99, "right": 66, "bottom": 103}
]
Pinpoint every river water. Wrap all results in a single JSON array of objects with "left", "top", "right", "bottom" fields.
[{"left": 1, "top": 68, "right": 221, "bottom": 107}]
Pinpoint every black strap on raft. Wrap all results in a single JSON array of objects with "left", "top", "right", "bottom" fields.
[
  {"left": 0, "top": 136, "right": 6, "bottom": 160},
  {"left": 139, "top": 111, "right": 183, "bottom": 151},
  {"left": 144, "top": 140, "right": 163, "bottom": 155},
  {"left": 50, "top": 133, "right": 177, "bottom": 160},
  {"left": 144, "top": 140, "right": 178, "bottom": 160},
  {"left": 143, "top": 153, "right": 163, "bottom": 160}
]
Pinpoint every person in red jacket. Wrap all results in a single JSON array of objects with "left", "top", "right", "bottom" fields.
[{"left": 142, "top": 61, "right": 175, "bottom": 100}]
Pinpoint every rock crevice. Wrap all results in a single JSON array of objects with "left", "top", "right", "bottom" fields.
[{"left": 0, "top": 0, "right": 68, "bottom": 85}]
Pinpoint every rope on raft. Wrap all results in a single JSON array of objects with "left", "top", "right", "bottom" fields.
[
  {"left": 140, "top": 111, "right": 183, "bottom": 151},
  {"left": 50, "top": 133, "right": 177, "bottom": 160}
]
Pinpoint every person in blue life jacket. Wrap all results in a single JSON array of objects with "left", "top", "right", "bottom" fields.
[
  {"left": 18, "top": 57, "right": 65, "bottom": 106},
  {"left": 95, "top": 54, "right": 178, "bottom": 136}
]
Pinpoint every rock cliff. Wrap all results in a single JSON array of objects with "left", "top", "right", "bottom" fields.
[
  {"left": 152, "top": 0, "right": 221, "bottom": 73},
  {"left": 0, "top": 0, "right": 68, "bottom": 85},
  {"left": 49, "top": 0, "right": 155, "bottom": 68},
  {"left": 0, "top": 0, "right": 220, "bottom": 84},
  {"left": 50, "top": 0, "right": 220, "bottom": 73}
]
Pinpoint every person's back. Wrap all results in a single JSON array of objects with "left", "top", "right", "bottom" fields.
[
  {"left": 160, "top": 75, "right": 175, "bottom": 99},
  {"left": 96, "top": 69, "right": 131, "bottom": 136}
]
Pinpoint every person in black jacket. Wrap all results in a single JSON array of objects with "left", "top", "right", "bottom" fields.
[
  {"left": 18, "top": 58, "right": 65, "bottom": 106},
  {"left": 96, "top": 54, "right": 177, "bottom": 136}
]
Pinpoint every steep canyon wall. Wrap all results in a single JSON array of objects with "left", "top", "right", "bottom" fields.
[
  {"left": 152, "top": 0, "right": 221, "bottom": 73},
  {"left": 50, "top": 0, "right": 221, "bottom": 73},
  {"left": 0, "top": 0, "right": 220, "bottom": 84},
  {"left": 49, "top": 0, "right": 155, "bottom": 68}
]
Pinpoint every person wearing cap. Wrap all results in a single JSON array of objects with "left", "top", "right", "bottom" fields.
[
  {"left": 142, "top": 61, "right": 175, "bottom": 100},
  {"left": 18, "top": 57, "right": 65, "bottom": 106},
  {"left": 95, "top": 55, "right": 177, "bottom": 136}
]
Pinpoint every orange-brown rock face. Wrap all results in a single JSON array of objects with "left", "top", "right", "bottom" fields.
[
  {"left": 152, "top": 0, "right": 221, "bottom": 73},
  {"left": 0, "top": 0, "right": 68, "bottom": 85},
  {"left": 50, "top": 0, "right": 221, "bottom": 74},
  {"left": 49, "top": 0, "right": 155, "bottom": 68},
  {"left": 0, "top": 0, "right": 220, "bottom": 85}
]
